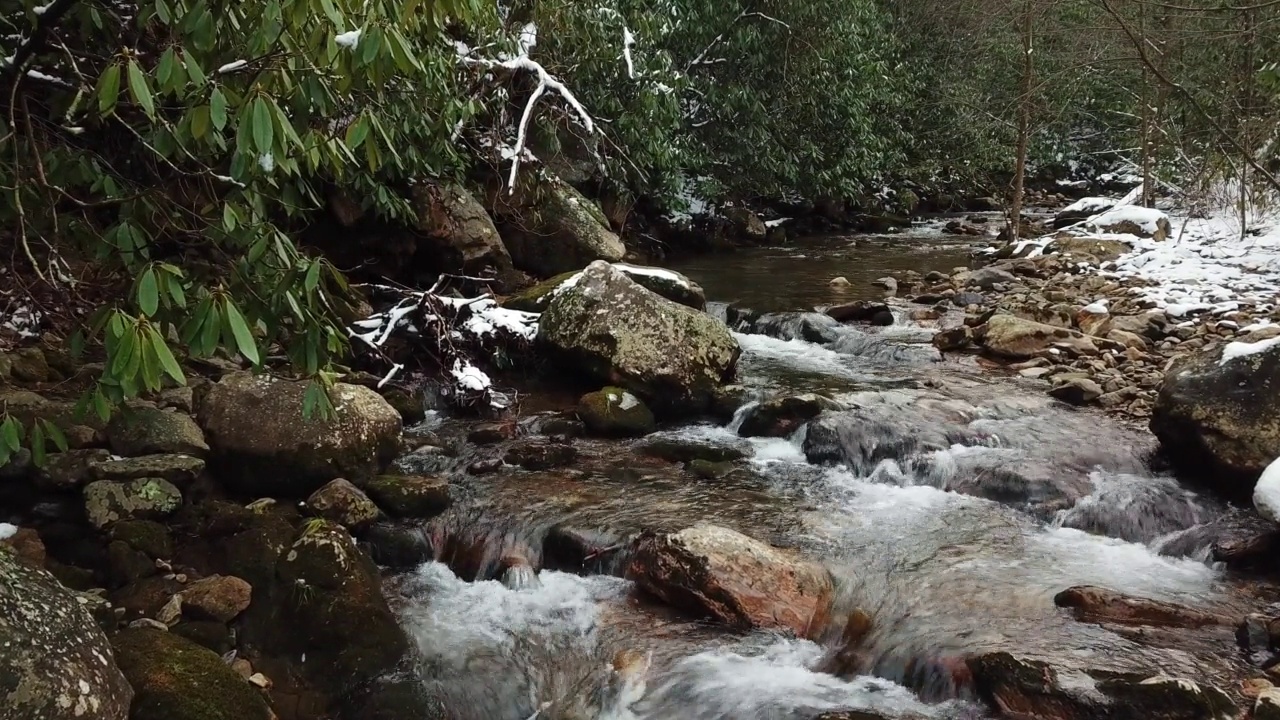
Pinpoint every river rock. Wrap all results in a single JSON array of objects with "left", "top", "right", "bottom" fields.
[
  {"left": 963, "top": 267, "right": 1017, "bottom": 291},
  {"left": 106, "top": 404, "right": 209, "bottom": 458},
  {"left": 256, "top": 520, "right": 408, "bottom": 685},
  {"left": 1048, "top": 235, "right": 1131, "bottom": 262},
  {"left": 932, "top": 326, "right": 973, "bottom": 352},
  {"left": 976, "top": 314, "right": 1098, "bottom": 360},
  {"left": 827, "top": 301, "right": 891, "bottom": 323},
  {"left": 1075, "top": 305, "right": 1112, "bottom": 336},
  {"left": 724, "top": 207, "right": 767, "bottom": 241},
  {"left": 198, "top": 372, "right": 401, "bottom": 497},
  {"left": 112, "top": 627, "right": 274, "bottom": 720},
  {"left": 109, "top": 520, "right": 173, "bottom": 559},
  {"left": 9, "top": 346, "right": 50, "bottom": 382},
  {"left": 737, "top": 394, "right": 837, "bottom": 438},
  {"left": 968, "top": 652, "right": 1236, "bottom": 720},
  {"left": 0, "top": 549, "right": 133, "bottom": 720},
  {"left": 504, "top": 263, "right": 706, "bottom": 313},
  {"left": 411, "top": 182, "right": 513, "bottom": 276},
  {"left": 637, "top": 437, "right": 751, "bottom": 464},
  {"left": 360, "top": 475, "right": 451, "bottom": 518},
  {"left": 89, "top": 454, "right": 206, "bottom": 486},
  {"left": 577, "top": 387, "right": 657, "bottom": 437},
  {"left": 1054, "top": 586, "right": 1229, "bottom": 628},
  {"left": 1049, "top": 377, "right": 1104, "bottom": 405},
  {"left": 1258, "top": 688, "right": 1280, "bottom": 720},
  {"left": 181, "top": 575, "right": 252, "bottom": 622},
  {"left": 36, "top": 448, "right": 112, "bottom": 490},
  {"left": 307, "top": 478, "right": 383, "bottom": 529},
  {"left": 1086, "top": 206, "right": 1173, "bottom": 241},
  {"left": 83, "top": 478, "right": 182, "bottom": 529},
  {"left": 626, "top": 524, "right": 833, "bottom": 638},
  {"left": 504, "top": 439, "right": 577, "bottom": 470},
  {"left": 539, "top": 261, "right": 740, "bottom": 416},
  {"left": 1149, "top": 338, "right": 1280, "bottom": 491},
  {"left": 489, "top": 175, "right": 626, "bottom": 277}
]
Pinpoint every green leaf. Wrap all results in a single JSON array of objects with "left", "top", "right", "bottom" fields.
[
  {"left": 149, "top": 329, "right": 187, "bottom": 385},
  {"left": 304, "top": 261, "right": 321, "bottom": 293},
  {"left": 42, "top": 420, "right": 68, "bottom": 453},
  {"left": 98, "top": 63, "right": 121, "bottom": 115},
  {"left": 0, "top": 417, "right": 20, "bottom": 453},
  {"left": 251, "top": 97, "right": 274, "bottom": 154},
  {"left": 111, "top": 326, "right": 137, "bottom": 377},
  {"left": 93, "top": 388, "right": 111, "bottom": 423},
  {"left": 185, "top": 51, "right": 207, "bottom": 85},
  {"left": 222, "top": 299, "right": 260, "bottom": 365},
  {"left": 345, "top": 116, "right": 370, "bottom": 150},
  {"left": 210, "top": 87, "right": 228, "bottom": 130},
  {"left": 140, "top": 333, "right": 162, "bottom": 391},
  {"left": 30, "top": 422, "right": 46, "bottom": 467},
  {"left": 200, "top": 304, "right": 221, "bottom": 357},
  {"left": 127, "top": 59, "right": 156, "bottom": 119},
  {"left": 138, "top": 267, "right": 159, "bottom": 316},
  {"left": 191, "top": 105, "right": 211, "bottom": 139},
  {"left": 168, "top": 278, "right": 186, "bottom": 308}
]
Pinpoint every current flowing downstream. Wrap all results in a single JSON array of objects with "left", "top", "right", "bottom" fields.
[{"left": 377, "top": 229, "right": 1255, "bottom": 720}]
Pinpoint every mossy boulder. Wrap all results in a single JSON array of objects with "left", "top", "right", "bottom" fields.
[
  {"left": 503, "top": 264, "right": 705, "bottom": 313},
  {"left": 107, "top": 404, "right": 209, "bottom": 458},
  {"left": 576, "top": 387, "right": 656, "bottom": 437},
  {"left": 83, "top": 478, "right": 183, "bottom": 529},
  {"left": 109, "top": 520, "right": 173, "bottom": 559},
  {"left": 306, "top": 478, "right": 382, "bottom": 529},
  {"left": 360, "top": 475, "right": 451, "bottom": 519},
  {"left": 1151, "top": 339, "right": 1280, "bottom": 494},
  {"left": 489, "top": 174, "right": 626, "bottom": 277},
  {"left": 198, "top": 372, "right": 402, "bottom": 497},
  {"left": 239, "top": 521, "right": 408, "bottom": 693},
  {"left": 36, "top": 448, "right": 112, "bottom": 490},
  {"left": 9, "top": 346, "right": 51, "bottom": 382},
  {"left": 539, "top": 262, "right": 740, "bottom": 416},
  {"left": 111, "top": 627, "right": 274, "bottom": 720},
  {"left": 0, "top": 549, "right": 133, "bottom": 720}
]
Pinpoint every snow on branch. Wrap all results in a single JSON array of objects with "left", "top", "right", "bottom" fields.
[
  {"left": 348, "top": 279, "right": 537, "bottom": 412},
  {"left": 458, "top": 23, "right": 595, "bottom": 194},
  {"left": 623, "top": 28, "right": 636, "bottom": 79}
]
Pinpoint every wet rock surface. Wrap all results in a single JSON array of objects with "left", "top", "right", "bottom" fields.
[{"left": 0, "top": 550, "right": 133, "bottom": 720}]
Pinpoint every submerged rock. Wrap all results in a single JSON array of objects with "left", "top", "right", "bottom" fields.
[
  {"left": 198, "top": 372, "right": 402, "bottom": 497},
  {"left": 539, "top": 261, "right": 740, "bottom": 416},
  {"left": 1150, "top": 338, "right": 1280, "bottom": 493},
  {"left": 360, "top": 475, "right": 451, "bottom": 519},
  {"left": 577, "top": 387, "right": 657, "bottom": 437},
  {"left": 637, "top": 436, "right": 751, "bottom": 464},
  {"left": 737, "top": 394, "right": 837, "bottom": 438},
  {"left": 626, "top": 524, "right": 833, "bottom": 638},
  {"left": 112, "top": 628, "right": 274, "bottom": 720},
  {"left": 504, "top": 439, "right": 577, "bottom": 470},
  {"left": 1053, "top": 586, "right": 1229, "bottom": 628},
  {"left": 0, "top": 550, "right": 133, "bottom": 720}
]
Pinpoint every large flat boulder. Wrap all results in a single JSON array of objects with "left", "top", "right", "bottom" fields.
[
  {"left": 626, "top": 524, "right": 833, "bottom": 638},
  {"left": 197, "top": 372, "right": 401, "bottom": 497},
  {"left": 0, "top": 550, "right": 133, "bottom": 720},
  {"left": 1150, "top": 337, "right": 1280, "bottom": 493},
  {"left": 538, "top": 261, "right": 740, "bottom": 416},
  {"left": 976, "top": 314, "right": 1098, "bottom": 360}
]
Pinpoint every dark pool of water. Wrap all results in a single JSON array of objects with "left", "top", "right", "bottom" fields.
[{"left": 667, "top": 229, "right": 984, "bottom": 312}]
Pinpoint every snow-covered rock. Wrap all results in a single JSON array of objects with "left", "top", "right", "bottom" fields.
[
  {"left": 1085, "top": 206, "right": 1173, "bottom": 241},
  {"left": 1253, "top": 457, "right": 1280, "bottom": 523},
  {"left": 1054, "top": 196, "right": 1116, "bottom": 228},
  {"left": 1151, "top": 338, "right": 1280, "bottom": 490}
]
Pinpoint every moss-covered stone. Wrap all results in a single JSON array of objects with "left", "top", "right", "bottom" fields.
[
  {"left": 36, "top": 448, "right": 112, "bottom": 491},
  {"left": 577, "top": 387, "right": 656, "bottom": 437},
  {"left": 9, "top": 346, "right": 50, "bottom": 382},
  {"left": 501, "top": 271, "right": 578, "bottom": 312},
  {"left": 490, "top": 175, "right": 626, "bottom": 277},
  {"left": 109, "top": 520, "right": 173, "bottom": 559},
  {"left": 106, "top": 540, "right": 157, "bottom": 586},
  {"left": 198, "top": 372, "right": 402, "bottom": 497},
  {"left": 83, "top": 478, "right": 182, "bottom": 529},
  {"left": 539, "top": 262, "right": 740, "bottom": 417},
  {"left": 0, "top": 549, "right": 134, "bottom": 720},
  {"left": 306, "top": 478, "right": 382, "bottom": 529},
  {"left": 107, "top": 404, "right": 209, "bottom": 457},
  {"left": 112, "top": 627, "right": 274, "bottom": 720},
  {"left": 170, "top": 620, "right": 234, "bottom": 655},
  {"left": 361, "top": 475, "right": 451, "bottom": 518},
  {"left": 90, "top": 454, "right": 206, "bottom": 486}
]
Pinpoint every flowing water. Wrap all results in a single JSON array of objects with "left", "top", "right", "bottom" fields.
[{"left": 375, "top": 226, "right": 1262, "bottom": 720}]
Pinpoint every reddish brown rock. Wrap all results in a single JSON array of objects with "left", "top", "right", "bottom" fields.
[
  {"left": 626, "top": 524, "right": 833, "bottom": 638},
  {"left": 1054, "top": 585, "right": 1230, "bottom": 628},
  {"left": 181, "top": 574, "right": 253, "bottom": 623}
]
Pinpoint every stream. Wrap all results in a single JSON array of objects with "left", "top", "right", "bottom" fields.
[{"left": 374, "top": 226, "right": 1260, "bottom": 720}]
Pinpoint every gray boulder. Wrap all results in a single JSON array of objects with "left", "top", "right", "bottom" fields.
[
  {"left": 1151, "top": 338, "right": 1280, "bottom": 491},
  {"left": 412, "top": 182, "right": 514, "bottom": 276},
  {"left": 538, "top": 262, "right": 740, "bottom": 416},
  {"left": 198, "top": 372, "right": 402, "bottom": 497},
  {"left": 489, "top": 175, "right": 625, "bottom": 277},
  {"left": 0, "top": 550, "right": 133, "bottom": 720}
]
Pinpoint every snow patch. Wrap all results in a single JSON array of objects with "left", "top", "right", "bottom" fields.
[
  {"left": 1257, "top": 460, "right": 1280, "bottom": 523},
  {"left": 1087, "top": 206, "right": 1169, "bottom": 237},
  {"left": 335, "top": 29, "right": 362, "bottom": 49},
  {"left": 451, "top": 359, "right": 491, "bottom": 392},
  {"left": 0, "top": 523, "right": 17, "bottom": 541},
  {"left": 1219, "top": 336, "right": 1280, "bottom": 366},
  {"left": 1060, "top": 196, "right": 1115, "bottom": 217}
]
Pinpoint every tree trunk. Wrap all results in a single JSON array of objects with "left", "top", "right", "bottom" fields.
[{"left": 1009, "top": 1, "right": 1035, "bottom": 243}]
